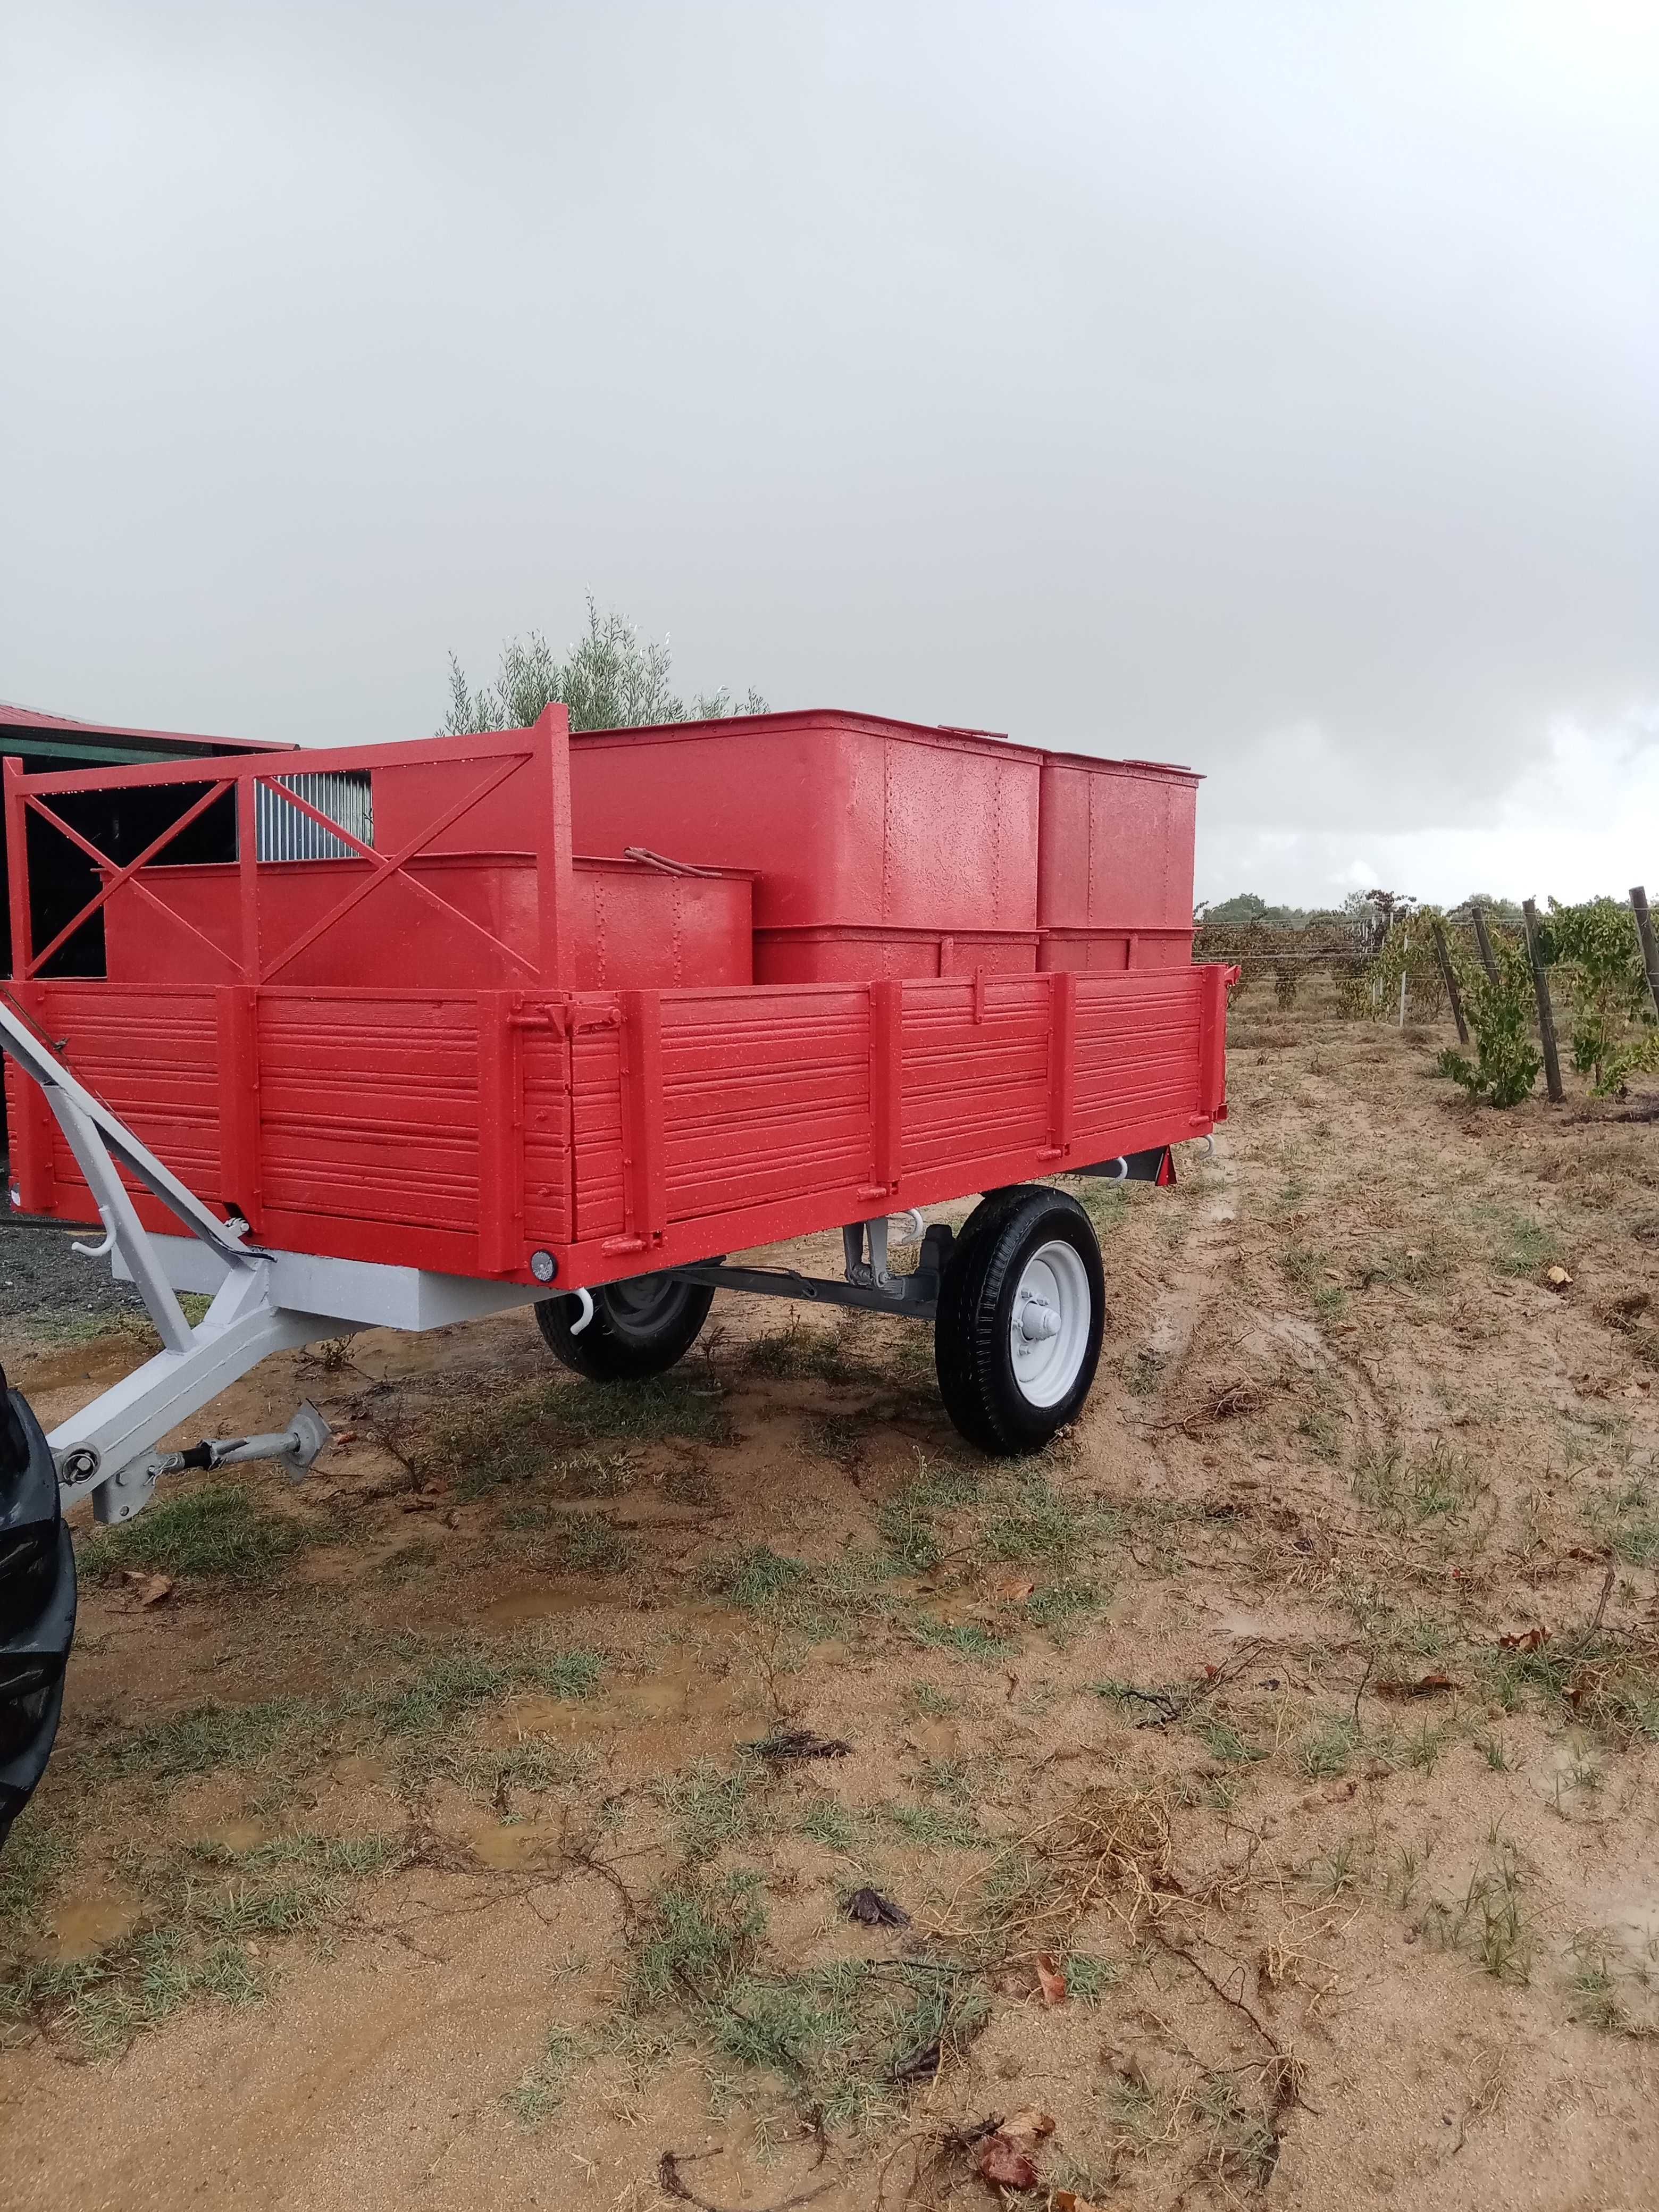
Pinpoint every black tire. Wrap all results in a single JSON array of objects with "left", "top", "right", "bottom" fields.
[
  {"left": 0, "top": 1370, "right": 77, "bottom": 1851},
  {"left": 535, "top": 1272, "right": 716, "bottom": 1381},
  {"left": 934, "top": 1185, "right": 1104, "bottom": 1455}
]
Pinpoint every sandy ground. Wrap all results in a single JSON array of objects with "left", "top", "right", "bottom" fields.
[{"left": 2, "top": 987, "right": 1658, "bottom": 2211}]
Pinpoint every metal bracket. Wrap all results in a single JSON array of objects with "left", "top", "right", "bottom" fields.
[
  {"left": 842, "top": 1209, "right": 929, "bottom": 1297},
  {"left": 673, "top": 1217, "right": 953, "bottom": 1322}
]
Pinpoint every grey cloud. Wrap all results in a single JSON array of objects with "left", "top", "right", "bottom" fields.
[{"left": 1, "top": 2, "right": 1654, "bottom": 893}]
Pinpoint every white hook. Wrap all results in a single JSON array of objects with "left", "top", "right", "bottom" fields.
[
  {"left": 890, "top": 1208, "right": 926, "bottom": 1243},
  {"left": 72, "top": 1208, "right": 116, "bottom": 1259},
  {"left": 568, "top": 1287, "right": 596, "bottom": 1336}
]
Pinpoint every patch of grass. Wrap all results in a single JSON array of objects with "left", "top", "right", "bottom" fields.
[
  {"left": 631, "top": 1871, "right": 767, "bottom": 2008},
  {"left": 884, "top": 1799, "right": 985, "bottom": 1850},
  {"left": 370, "top": 1537, "right": 440, "bottom": 1586},
  {"left": 0, "top": 1928, "right": 268, "bottom": 2057},
  {"left": 1421, "top": 1842, "right": 1530, "bottom": 1984},
  {"left": 433, "top": 1374, "right": 735, "bottom": 1496},
  {"left": 549, "top": 1512, "right": 633, "bottom": 1573},
  {"left": 1126, "top": 1350, "right": 1165, "bottom": 1397},
  {"left": 1070, "top": 1181, "right": 1133, "bottom": 1234},
  {"left": 369, "top": 1641, "right": 600, "bottom": 1739},
  {"left": 0, "top": 1829, "right": 406, "bottom": 2057},
  {"left": 976, "top": 1470, "right": 1105, "bottom": 1563},
  {"left": 1569, "top": 1933, "right": 1628, "bottom": 2032},
  {"left": 79, "top": 1484, "right": 305, "bottom": 1585},
  {"left": 371, "top": 1648, "right": 513, "bottom": 1735},
  {"left": 86, "top": 1696, "right": 330, "bottom": 1784},
  {"left": 0, "top": 1817, "right": 73, "bottom": 1932},
  {"left": 905, "top": 1613, "right": 1012, "bottom": 1663},
  {"left": 628, "top": 1870, "right": 985, "bottom": 2123},
  {"left": 1296, "top": 1713, "right": 1358, "bottom": 1780},
  {"left": 1594, "top": 1479, "right": 1659, "bottom": 1568},
  {"left": 701, "top": 1545, "right": 815, "bottom": 1607},
  {"left": 1023, "top": 1579, "right": 1102, "bottom": 1638},
  {"left": 798, "top": 1799, "right": 861, "bottom": 1855},
  {"left": 876, "top": 1461, "right": 982, "bottom": 1573},
  {"left": 1194, "top": 1717, "right": 1266, "bottom": 1765},
  {"left": 656, "top": 1759, "right": 765, "bottom": 1857},
  {"left": 1062, "top": 1951, "right": 1122, "bottom": 2001},
  {"left": 1482, "top": 1206, "right": 1563, "bottom": 1281},
  {"left": 1473, "top": 1727, "right": 1513, "bottom": 1772},
  {"left": 1354, "top": 1441, "right": 1482, "bottom": 1527},
  {"left": 1479, "top": 1633, "right": 1659, "bottom": 1743},
  {"left": 803, "top": 1413, "right": 868, "bottom": 1469},
  {"left": 742, "top": 1322, "right": 876, "bottom": 1386},
  {"left": 508, "top": 2026, "right": 581, "bottom": 2125}
]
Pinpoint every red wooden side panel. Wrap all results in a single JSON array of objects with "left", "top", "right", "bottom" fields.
[
  {"left": 5, "top": 968, "right": 1229, "bottom": 1287},
  {"left": 656, "top": 985, "right": 875, "bottom": 1224},
  {"left": 256, "top": 995, "right": 484, "bottom": 1236},
  {"left": 899, "top": 978, "right": 1052, "bottom": 1179},
  {"left": 37, "top": 987, "right": 223, "bottom": 1212},
  {"left": 1072, "top": 972, "right": 1205, "bottom": 1148}
]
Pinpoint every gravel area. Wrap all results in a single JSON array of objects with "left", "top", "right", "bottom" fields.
[{"left": 0, "top": 1218, "right": 148, "bottom": 1330}]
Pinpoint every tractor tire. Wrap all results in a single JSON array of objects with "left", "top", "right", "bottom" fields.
[
  {"left": 0, "top": 1370, "right": 76, "bottom": 1849},
  {"left": 934, "top": 1185, "right": 1104, "bottom": 1456}
]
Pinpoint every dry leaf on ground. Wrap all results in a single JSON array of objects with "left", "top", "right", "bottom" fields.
[{"left": 1035, "top": 1953, "right": 1068, "bottom": 2006}]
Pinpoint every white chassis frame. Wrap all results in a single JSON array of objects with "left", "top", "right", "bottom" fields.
[{"left": 1, "top": 1003, "right": 549, "bottom": 1523}]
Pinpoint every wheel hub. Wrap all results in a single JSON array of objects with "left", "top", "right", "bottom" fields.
[
  {"left": 1017, "top": 1294, "right": 1062, "bottom": 1342},
  {"left": 1007, "top": 1241, "right": 1092, "bottom": 1407}
]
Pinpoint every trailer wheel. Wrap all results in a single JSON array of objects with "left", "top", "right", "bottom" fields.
[
  {"left": 0, "top": 1370, "right": 77, "bottom": 1850},
  {"left": 535, "top": 1273, "right": 716, "bottom": 1382},
  {"left": 934, "top": 1186, "right": 1104, "bottom": 1455}
]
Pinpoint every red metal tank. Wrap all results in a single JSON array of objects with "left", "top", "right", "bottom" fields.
[
  {"left": 98, "top": 850, "right": 750, "bottom": 993},
  {"left": 1036, "top": 754, "right": 1199, "bottom": 972},
  {"left": 569, "top": 710, "right": 1042, "bottom": 981},
  {"left": 571, "top": 853, "right": 751, "bottom": 990}
]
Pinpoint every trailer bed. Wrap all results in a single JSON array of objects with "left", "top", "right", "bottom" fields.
[{"left": 6, "top": 965, "right": 1228, "bottom": 1291}]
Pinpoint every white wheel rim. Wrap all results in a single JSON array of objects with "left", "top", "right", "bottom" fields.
[{"left": 1009, "top": 1239, "right": 1091, "bottom": 1408}]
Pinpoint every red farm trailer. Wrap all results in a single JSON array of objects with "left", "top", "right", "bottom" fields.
[{"left": 0, "top": 707, "right": 1231, "bottom": 1840}]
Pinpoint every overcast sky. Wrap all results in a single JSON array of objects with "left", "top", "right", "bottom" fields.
[{"left": 2, "top": 3, "right": 1655, "bottom": 906}]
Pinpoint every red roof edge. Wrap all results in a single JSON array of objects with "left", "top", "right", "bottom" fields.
[{"left": 0, "top": 700, "right": 292, "bottom": 753}]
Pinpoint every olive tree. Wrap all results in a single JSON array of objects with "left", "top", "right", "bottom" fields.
[{"left": 441, "top": 596, "right": 766, "bottom": 735}]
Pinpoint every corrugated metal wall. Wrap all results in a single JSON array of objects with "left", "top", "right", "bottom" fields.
[{"left": 255, "top": 772, "right": 373, "bottom": 862}]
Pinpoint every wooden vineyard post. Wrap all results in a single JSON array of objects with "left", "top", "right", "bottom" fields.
[
  {"left": 1632, "top": 886, "right": 1659, "bottom": 1022},
  {"left": 1430, "top": 918, "right": 1469, "bottom": 1045},
  {"left": 1521, "top": 899, "right": 1564, "bottom": 1104},
  {"left": 1470, "top": 904, "right": 1501, "bottom": 985}
]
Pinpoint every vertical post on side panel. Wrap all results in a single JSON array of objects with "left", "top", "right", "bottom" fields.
[
  {"left": 530, "top": 705, "right": 576, "bottom": 990},
  {"left": 5, "top": 756, "right": 33, "bottom": 980},
  {"left": 476, "top": 991, "right": 523, "bottom": 1273},
  {"left": 1044, "top": 969, "right": 1076, "bottom": 1164},
  {"left": 10, "top": 981, "right": 55, "bottom": 1212},
  {"left": 236, "top": 773, "right": 260, "bottom": 982},
  {"left": 216, "top": 988, "right": 262, "bottom": 1229},
  {"left": 1195, "top": 962, "right": 1228, "bottom": 1122},
  {"left": 621, "top": 991, "right": 666, "bottom": 1244},
  {"left": 869, "top": 978, "right": 903, "bottom": 1193}
]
